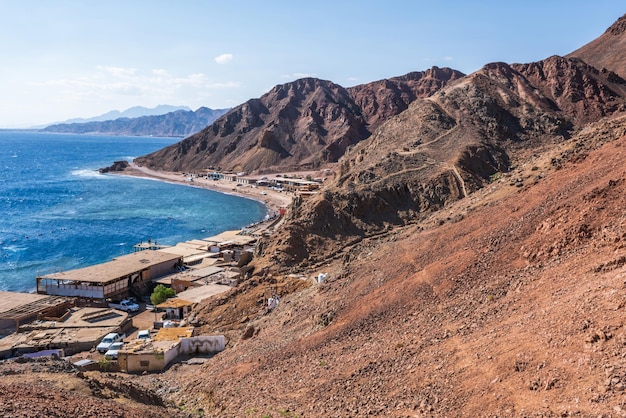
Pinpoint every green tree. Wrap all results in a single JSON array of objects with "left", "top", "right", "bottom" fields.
[{"left": 150, "top": 284, "right": 175, "bottom": 305}]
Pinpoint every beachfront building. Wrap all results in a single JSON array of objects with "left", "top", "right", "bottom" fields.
[
  {"left": 206, "top": 172, "right": 223, "bottom": 180},
  {"left": 204, "top": 230, "right": 257, "bottom": 253},
  {"left": 157, "top": 239, "right": 219, "bottom": 265},
  {"left": 236, "top": 176, "right": 257, "bottom": 185},
  {"left": 274, "top": 177, "right": 320, "bottom": 192},
  {"left": 36, "top": 250, "right": 182, "bottom": 300},
  {"left": 0, "top": 306, "right": 132, "bottom": 358}
]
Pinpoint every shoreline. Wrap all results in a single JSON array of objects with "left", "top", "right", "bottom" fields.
[{"left": 111, "top": 162, "right": 294, "bottom": 215}]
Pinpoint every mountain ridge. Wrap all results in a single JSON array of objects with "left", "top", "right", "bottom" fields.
[
  {"left": 256, "top": 55, "right": 626, "bottom": 269},
  {"left": 41, "top": 106, "right": 229, "bottom": 137},
  {"left": 49, "top": 104, "right": 191, "bottom": 125},
  {"left": 134, "top": 67, "right": 465, "bottom": 172}
]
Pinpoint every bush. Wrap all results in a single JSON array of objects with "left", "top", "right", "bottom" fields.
[{"left": 150, "top": 284, "right": 175, "bottom": 305}]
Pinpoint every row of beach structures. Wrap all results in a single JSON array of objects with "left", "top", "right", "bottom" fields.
[
  {"left": 34, "top": 229, "right": 259, "bottom": 301},
  {"left": 192, "top": 170, "right": 322, "bottom": 193}
]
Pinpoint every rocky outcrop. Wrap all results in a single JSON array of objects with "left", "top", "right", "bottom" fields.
[
  {"left": 347, "top": 66, "right": 465, "bottom": 129},
  {"left": 98, "top": 160, "right": 129, "bottom": 173},
  {"left": 512, "top": 56, "right": 626, "bottom": 125}
]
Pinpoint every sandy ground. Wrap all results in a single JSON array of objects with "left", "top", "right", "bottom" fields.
[{"left": 112, "top": 163, "right": 294, "bottom": 214}]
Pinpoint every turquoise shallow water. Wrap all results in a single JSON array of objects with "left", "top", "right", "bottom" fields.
[{"left": 0, "top": 131, "right": 267, "bottom": 292}]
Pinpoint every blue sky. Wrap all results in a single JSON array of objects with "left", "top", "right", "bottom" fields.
[{"left": 0, "top": 1, "right": 623, "bottom": 128}]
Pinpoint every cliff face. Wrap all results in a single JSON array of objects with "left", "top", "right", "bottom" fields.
[
  {"left": 346, "top": 67, "right": 465, "bottom": 129},
  {"left": 134, "top": 69, "right": 464, "bottom": 173}
]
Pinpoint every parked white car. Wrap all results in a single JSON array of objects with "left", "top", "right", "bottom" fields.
[
  {"left": 136, "top": 330, "right": 151, "bottom": 341},
  {"left": 96, "top": 332, "right": 125, "bottom": 353},
  {"left": 108, "top": 299, "right": 139, "bottom": 312},
  {"left": 104, "top": 342, "right": 124, "bottom": 360}
]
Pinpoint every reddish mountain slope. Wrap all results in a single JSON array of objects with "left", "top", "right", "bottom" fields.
[
  {"left": 6, "top": 12, "right": 626, "bottom": 418},
  {"left": 160, "top": 116, "right": 626, "bottom": 416}
]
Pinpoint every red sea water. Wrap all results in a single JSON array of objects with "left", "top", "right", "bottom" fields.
[{"left": 0, "top": 131, "right": 266, "bottom": 292}]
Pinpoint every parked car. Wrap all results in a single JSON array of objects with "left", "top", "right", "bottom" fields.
[
  {"left": 108, "top": 299, "right": 139, "bottom": 312},
  {"left": 104, "top": 342, "right": 124, "bottom": 360},
  {"left": 96, "top": 332, "right": 125, "bottom": 353},
  {"left": 136, "top": 330, "right": 151, "bottom": 341}
]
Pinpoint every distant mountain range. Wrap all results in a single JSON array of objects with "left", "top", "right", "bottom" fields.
[
  {"left": 41, "top": 106, "right": 230, "bottom": 137},
  {"left": 52, "top": 105, "right": 192, "bottom": 125}
]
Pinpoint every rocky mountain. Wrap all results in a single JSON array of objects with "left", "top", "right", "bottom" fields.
[
  {"left": 347, "top": 67, "right": 464, "bottom": 129},
  {"left": 258, "top": 55, "right": 626, "bottom": 269},
  {"left": 41, "top": 107, "right": 229, "bottom": 137},
  {"left": 134, "top": 68, "right": 464, "bottom": 173}
]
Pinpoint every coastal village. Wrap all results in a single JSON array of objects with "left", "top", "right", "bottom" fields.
[{"left": 0, "top": 169, "right": 322, "bottom": 373}]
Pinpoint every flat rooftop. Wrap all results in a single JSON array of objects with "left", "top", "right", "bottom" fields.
[
  {"left": 0, "top": 292, "right": 49, "bottom": 313},
  {"left": 187, "top": 265, "right": 224, "bottom": 278},
  {"left": 0, "top": 292, "right": 72, "bottom": 325},
  {"left": 59, "top": 307, "right": 129, "bottom": 328},
  {"left": 37, "top": 250, "right": 181, "bottom": 284},
  {"left": 157, "top": 298, "right": 194, "bottom": 309},
  {"left": 176, "top": 283, "right": 232, "bottom": 303},
  {"left": 158, "top": 241, "right": 209, "bottom": 257},
  {"left": 154, "top": 327, "right": 194, "bottom": 341},
  {"left": 152, "top": 259, "right": 224, "bottom": 286},
  {"left": 0, "top": 325, "right": 120, "bottom": 354},
  {"left": 203, "top": 230, "right": 257, "bottom": 246}
]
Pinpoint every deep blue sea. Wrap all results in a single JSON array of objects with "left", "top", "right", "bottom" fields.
[{"left": 0, "top": 131, "right": 267, "bottom": 292}]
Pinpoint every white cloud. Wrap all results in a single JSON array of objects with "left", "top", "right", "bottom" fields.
[
  {"left": 280, "top": 72, "right": 317, "bottom": 79},
  {"left": 29, "top": 67, "right": 241, "bottom": 106},
  {"left": 443, "top": 56, "right": 454, "bottom": 61},
  {"left": 214, "top": 53, "right": 233, "bottom": 64},
  {"left": 207, "top": 81, "right": 241, "bottom": 89},
  {"left": 98, "top": 65, "right": 137, "bottom": 78},
  {"left": 9, "top": 65, "right": 247, "bottom": 126}
]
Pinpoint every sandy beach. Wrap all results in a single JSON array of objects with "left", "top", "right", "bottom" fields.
[{"left": 113, "top": 163, "right": 294, "bottom": 214}]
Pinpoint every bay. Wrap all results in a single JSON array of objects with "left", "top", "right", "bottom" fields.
[{"left": 0, "top": 131, "right": 266, "bottom": 292}]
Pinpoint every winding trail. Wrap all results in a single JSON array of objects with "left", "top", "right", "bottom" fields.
[{"left": 450, "top": 164, "right": 467, "bottom": 198}]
